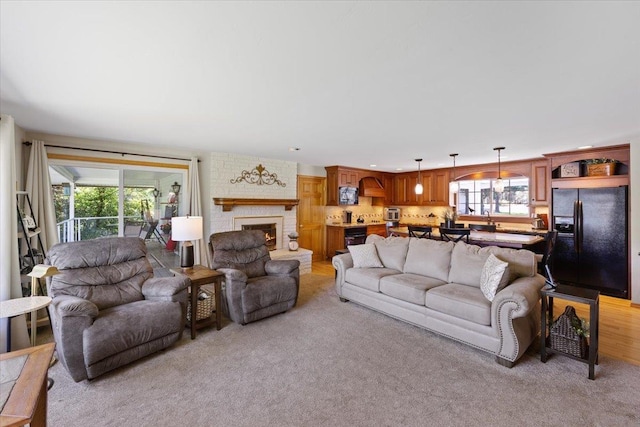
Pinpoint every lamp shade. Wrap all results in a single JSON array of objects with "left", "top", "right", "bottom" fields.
[{"left": 171, "top": 216, "right": 203, "bottom": 242}]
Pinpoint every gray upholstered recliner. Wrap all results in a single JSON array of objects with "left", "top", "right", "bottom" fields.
[
  {"left": 209, "top": 230, "right": 300, "bottom": 325},
  {"left": 46, "top": 237, "right": 189, "bottom": 382}
]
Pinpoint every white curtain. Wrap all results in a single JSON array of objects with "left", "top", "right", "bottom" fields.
[
  {"left": 25, "top": 140, "right": 59, "bottom": 251},
  {"left": 186, "top": 157, "right": 208, "bottom": 266},
  {"left": 0, "top": 115, "right": 29, "bottom": 352}
]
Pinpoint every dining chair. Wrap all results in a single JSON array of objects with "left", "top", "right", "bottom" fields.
[
  {"left": 440, "top": 227, "right": 470, "bottom": 243},
  {"left": 407, "top": 225, "right": 432, "bottom": 239}
]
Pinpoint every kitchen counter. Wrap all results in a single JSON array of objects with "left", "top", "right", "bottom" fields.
[
  {"left": 326, "top": 222, "right": 384, "bottom": 228},
  {"left": 388, "top": 227, "right": 544, "bottom": 250}
]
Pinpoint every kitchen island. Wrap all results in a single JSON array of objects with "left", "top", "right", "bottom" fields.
[{"left": 388, "top": 227, "right": 544, "bottom": 250}]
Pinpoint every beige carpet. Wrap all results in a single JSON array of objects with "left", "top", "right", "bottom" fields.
[{"left": 44, "top": 274, "right": 640, "bottom": 426}]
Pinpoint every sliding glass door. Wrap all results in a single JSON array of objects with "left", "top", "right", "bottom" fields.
[{"left": 49, "top": 161, "right": 185, "bottom": 242}]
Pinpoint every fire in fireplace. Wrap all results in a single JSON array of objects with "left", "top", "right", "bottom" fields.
[{"left": 242, "top": 223, "right": 277, "bottom": 250}]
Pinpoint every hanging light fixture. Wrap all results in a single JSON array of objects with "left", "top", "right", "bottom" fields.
[
  {"left": 493, "top": 147, "right": 505, "bottom": 193},
  {"left": 449, "top": 153, "right": 459, "bottom": 207},
  {"left": 414, "top": 158, "right": 423, "bottom": 195}
]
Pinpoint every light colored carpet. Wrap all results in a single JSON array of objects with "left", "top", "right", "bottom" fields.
[{"left": 45, "top": 274, "right": 640, "bottom": 427}]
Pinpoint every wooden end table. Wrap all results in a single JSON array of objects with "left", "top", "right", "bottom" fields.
[
  {"left": 540, "top": 284, "right": 600, "bottom": 380},
  {"left": 171, "top": 265, "right": 224, "bottom": 339},
  {"left": 0, "top": 342, "right": 55, "bottom": 427}
]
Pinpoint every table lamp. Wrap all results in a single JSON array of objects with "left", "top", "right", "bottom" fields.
[
  {"left": 27, "top": 264, "right": 59, "bottom": 346},
  {"left": 171, "top": 216, "right": 203, "bottom": 269}
]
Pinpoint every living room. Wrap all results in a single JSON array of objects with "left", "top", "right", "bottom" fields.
[{"left": 1, "top": 2, "right": 639, "bottom": 426}]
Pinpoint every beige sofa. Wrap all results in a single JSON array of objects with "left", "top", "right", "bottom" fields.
[{"left": 332, "top": 235, "right": 545, "bottom": 367}]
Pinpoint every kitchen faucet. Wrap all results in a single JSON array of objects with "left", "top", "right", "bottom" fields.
[{"left": 486, "top": 211, "right": 494, "bottom": 225}]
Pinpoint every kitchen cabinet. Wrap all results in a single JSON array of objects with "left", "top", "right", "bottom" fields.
[
  {"left": 394, "top": 173, "right": 420, "bottom": 205},
  {"left": 338, "top": 168, "right": 360, "bottom": 186},
  {"left": 325, "top": 166, "right": 362, "bottom": 206},
  {"left": 530, "top": 160, "right": 549, "bottom": 205},
  {"left": 367, "top": 224, "right": 387, "bottom": 237},
  {"left": 418, "top": 169, "right": 449, "bottom": 206},
  {"left": 326, "top": 168, "right": 339, "bottom": 206},
  {"left": 382, "top": 173, "right": 395, "bottom": 205},
  {"left": 326, "top": 226, "right": 345, "bottom": 259}
]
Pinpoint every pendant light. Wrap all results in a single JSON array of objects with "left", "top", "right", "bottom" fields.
[
  {"left": 414, "top": 158, "right": 423, "bottom": 195},
  {"left": 449, "top": 153, "right": 459, "bottom": 207},
  {"left": 493, "top": 147, "right": 505, "bottom": 193}
]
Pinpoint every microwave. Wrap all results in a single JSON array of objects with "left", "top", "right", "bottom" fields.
[
  {"left": 339, "top": 187, "right": 359, "bottom": 205},
  {"left": 384, "top": 207, "right": 400, "bottom": 221}
]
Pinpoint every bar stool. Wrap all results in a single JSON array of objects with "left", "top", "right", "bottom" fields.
[
  {"left": 440, "top": 227, "right": 470, "bottom": 243},
  {"left": 407, "top": 225, "right": 432, "bottom": 239}
]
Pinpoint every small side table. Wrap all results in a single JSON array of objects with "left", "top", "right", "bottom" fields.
[
  {"left": 540, "top": 284, "right": 600, "bottom": 380},
  {"left": 171, "top": 265, "right": 224, "bottom": 339},
  {"left": 0, "top": 296, "right": 52, "bottom": 351},
  {"left": 0, "top": 343, "right": 55, "bottom": 427}
]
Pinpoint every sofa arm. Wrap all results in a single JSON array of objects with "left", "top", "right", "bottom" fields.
[
  {"left": 265, "top": 259, "right": 300, "bottom": 275},
  {"left": 491, "top": 274, "right": 545, "bottom": 364},
  {"left": 332, "top": 253, "right": 354, "bottom": 296},
  {"left": 49, "top": 295, "right": 98, "bottom": 382},
  {"left": 53, "top": 295, "right": 99, "bottom": 318},
  {"left": 142, "top": 276, "right": 190, "bottom": 299}
]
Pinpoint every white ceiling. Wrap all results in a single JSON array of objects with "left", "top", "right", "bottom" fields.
[{"left": 1, "top": 1, "right": 639, "bottom": 172}]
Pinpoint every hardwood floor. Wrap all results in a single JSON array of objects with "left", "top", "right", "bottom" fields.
[{"left": 313, "top": 260, "right": 640, "bottom": 366}]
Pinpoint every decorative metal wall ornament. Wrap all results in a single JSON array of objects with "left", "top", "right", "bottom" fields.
[{"left": 230, "top": 164, "right": 286, "bottom": 187}]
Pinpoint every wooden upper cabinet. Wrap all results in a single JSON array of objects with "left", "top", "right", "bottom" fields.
[
  {"left": 530, "top": 160, "right": 549, "bottom": 205},
  {"left": 325, "top": 167, "right": 339, "bottom": 206},
  {"left": 394, "top": 173, "right": 419, "bottom": 205},
  {"left": 338, "top": 168, "right": 359, "bottom": 186},
  {"left": 383, "top": 173, "right": 395, "bottom": 205},
  {"left": 416, "top": 169, "right": 449, "bottom": 206}
]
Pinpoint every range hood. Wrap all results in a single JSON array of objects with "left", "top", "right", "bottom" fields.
[{"left": 359, "top": 176, "right": 385, "bottom": 198}]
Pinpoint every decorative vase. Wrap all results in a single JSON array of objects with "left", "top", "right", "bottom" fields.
[{"left": 444, "top": 219, "right": 455, "bottom": 228}]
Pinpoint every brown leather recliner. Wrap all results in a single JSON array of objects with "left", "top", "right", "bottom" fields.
[
  {"left": 46, "top": 237, "right": 189, "bottom": 382},
  {"left": 209, "top": 230, "right": 299, "bottom": 325}
]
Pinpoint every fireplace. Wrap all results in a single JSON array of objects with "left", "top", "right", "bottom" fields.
[
  {"left": 242, "top": 223, "right": 277, "bottom": 250},
  {"left": 233, "top": 216, "right": 284, "bottom": 250}
]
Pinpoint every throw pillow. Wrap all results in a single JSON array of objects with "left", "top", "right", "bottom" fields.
[
  {"left": 480, "top": 254, "right": 510, "bottom": 301},
  {"left": 348, "top": 243, "right": 384, "bottom": 268}
]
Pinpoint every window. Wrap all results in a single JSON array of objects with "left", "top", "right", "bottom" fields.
[{"left": 455, "top": 177, "right": 530, "bottom": 217}]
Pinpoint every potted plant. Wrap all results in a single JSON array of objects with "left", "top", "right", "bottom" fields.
[
  {"left": 442, "top": 208, "right": 458, "bottom": 228},
  {"left": 583, "top": 158, "right": 618, "bottom": 176}
]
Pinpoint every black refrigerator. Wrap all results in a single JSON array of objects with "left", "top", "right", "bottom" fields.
[{"left": 551, "top": 186, "right": 628, "bottom": 298}]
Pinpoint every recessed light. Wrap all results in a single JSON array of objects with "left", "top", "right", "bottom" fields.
[
  {"left": 369, "top": 164, "right": 377, "bottom": 168},
  {"left": 578, "top": 145, "right": 593, "bottom": 150},
  {"left": 396, "top": 168, "right": 403, "bottom": 171},
  {"left": 288, "top": 147, "right": 300, "bottom": 151}
]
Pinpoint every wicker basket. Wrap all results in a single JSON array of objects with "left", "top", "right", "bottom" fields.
[
  {"left": 187, "top": 287, "right": 215, "bottom": 322},
  {"left": 549, "top": 305, "right": 588, "bottom": 359}
]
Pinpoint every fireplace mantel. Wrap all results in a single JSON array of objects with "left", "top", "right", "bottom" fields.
[{"left": 213, "top": 198, "right": 299, "bottom": 212}]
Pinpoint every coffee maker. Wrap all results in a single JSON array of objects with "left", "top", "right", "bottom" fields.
[{"left": 343, "top": 210, "right": 353, "bottom": 224}]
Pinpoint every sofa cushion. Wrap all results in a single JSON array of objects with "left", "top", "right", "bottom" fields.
[
  {"left": 482, "top": 246, "right": 537, "bottom": 280},
  {"left": 448, "top": 242, "right": 491, "bottom": 288},
  {"left": 345, "top": 268, "right": 400, "bottom": 292},
  {"left": 425, "top": 283, "right": 492, "bottom": 326},
  {"left": 379, "top": 273, "right": 447, "bottom": 305},
  {"left": 480, "top": 254, "right": 510, "bottom": 301},
  {"left": 403, "top": 239, "right": 454, "bottom": 282},
  {"left": 242, "top": 275, "right": 298, "bottom": 314},
  {"left": 369, "top": 236, "right": 410, "bottom": 271},
  {"left": 83, "top": 300, "right": 182, "bottom": 366},
  {"left": 348, "top": 243, "right": 383, "bottom": 268}
]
